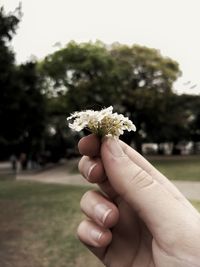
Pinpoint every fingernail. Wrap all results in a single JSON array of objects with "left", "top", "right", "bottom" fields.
[
  {"left": 95, "top": 204, "right": 112, "bottom": 224},
  {"left": 90, "top": 228, "right": 102, "bottom": 242},
  {"left": 87, "top": 162, "right": 97, "bottom": 179},
  {"left": 106, "top": 138, "right": 124, "bottom": 157}
]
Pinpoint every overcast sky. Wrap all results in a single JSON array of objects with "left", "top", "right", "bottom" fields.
[{"left": 2, "top": 0, "right": 200, "bottom": 94}]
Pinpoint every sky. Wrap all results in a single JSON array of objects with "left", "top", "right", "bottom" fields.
[{"left": 2, "top": 0, "right": 200, "bottom": 95}]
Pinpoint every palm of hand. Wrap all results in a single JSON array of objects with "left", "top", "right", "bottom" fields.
[
  {"left": 102, "top": 197, "right": 153, "bottom": 267},
  {"left": 99, "top": 193, "right": 170, "bottom": 267}
]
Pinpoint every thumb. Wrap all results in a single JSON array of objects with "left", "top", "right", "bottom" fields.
[{"left": 101, "top": 137, "right": 186, "bottom": 236}]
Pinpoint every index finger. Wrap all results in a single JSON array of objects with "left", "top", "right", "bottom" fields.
[
  {"left": 78, "top": 135, "right": 191, "bottom": 209},
  {"left": 78, "top": 134, "right": 101, "bottom": 157}
]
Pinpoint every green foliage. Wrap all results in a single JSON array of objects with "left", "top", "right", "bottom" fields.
[
  {"left": 16, "top": 62, "right": 47, "bottom": 152},
  {"left": 41, "top": 41, "right": 185, "bottom": 149},
  {"left": 0, "top": 6, "right": 47, "bottom": 158},
  {"left": 0, "top": 61, "right": 47, "bottom": 157},
  {"left": 0, "top": 6, "right": 21, "bottom": 157},
  {"left": 0, "top": 5, "right": 21, "bottom": 104},
  {"left": 0, "top": 5, "right": 21, "bottom": 43},
  {"left": 41, "top": 41, "right": 117, "bottom": 111},
  {"left": 42, "top": 42, "right": 181, "bottom": 112},
  {"left": 0, "top": 4, "right": 199, "bottom": 158},
  {"left": 110, "top": 44, "right": 180, "bottom": 94},
  {"left": 183, "top": 95, "right": 200, "bottom": 143}
]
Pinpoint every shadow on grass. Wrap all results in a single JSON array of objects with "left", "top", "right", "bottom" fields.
[{"left": 0, "top": 180, "right": 103, "bottom": 267}]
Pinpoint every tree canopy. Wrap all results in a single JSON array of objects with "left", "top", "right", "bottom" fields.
[
  {"left": 0, "top": 6, "right": 47, "bottom": 159},
  {"left": 0, "top": 5, "right": 199, "bottom": 159},
  {"left": 41, "top": 42, "right": 181, "bottom": 110},
  {"left": 41, "top": 41, "right": 186, "bottom": 151},
  {"left": 0, "top": 6, "right": 21, "bottom": 153}
]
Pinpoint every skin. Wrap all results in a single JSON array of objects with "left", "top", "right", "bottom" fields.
[{"left": 77, "top": 134, "right": 200, "bottom": 267}]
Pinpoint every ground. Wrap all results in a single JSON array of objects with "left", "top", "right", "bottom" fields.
[
  {"left": 0, "top": 156, "right": 200, "bottom": 267},
  {"left": 17, "top": 157, "right": 200, "bottom": 200},
  {"left": 0, "top": 181, "right": 104, "bottom": 267}
]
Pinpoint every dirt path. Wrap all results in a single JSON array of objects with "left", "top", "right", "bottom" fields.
[
  {"left": 17, "top": 162, "right": 88, "bottom": 186},
  {"left": 17, "top": 163, "right": 200, "bottom": 201}
]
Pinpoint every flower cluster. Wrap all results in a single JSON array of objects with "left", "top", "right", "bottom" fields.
[{"left": 67, "top": 106, "right": 136, "bottom": 138}]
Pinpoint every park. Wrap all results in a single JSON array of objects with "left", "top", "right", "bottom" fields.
[
  {"left": 0, "top": 2, "right": 200, "bottom": 267},
  {"left": 0, "top": 156, "right": 200, "bottom": 267}
]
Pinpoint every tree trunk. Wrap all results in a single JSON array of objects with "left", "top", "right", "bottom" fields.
[{"left": 171, "top": 141, "right": 181, "bottom": 155}]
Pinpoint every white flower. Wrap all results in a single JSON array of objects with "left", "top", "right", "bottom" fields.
[{"left": 67, "top": 106, "right": 136, "bottom": 137}]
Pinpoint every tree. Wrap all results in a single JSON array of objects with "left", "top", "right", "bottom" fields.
[
  {"left": 0, "top": 6, "right": 21, "bottom": 158},
  {"left": 109, "top": 44, "right": 181, "bottom": 150},
  {"left": 0, "top": 6, "right": 47, "bottom": 160},
  {"left": 41, "top": 41, "right": 119, "bottom": 112},
  {"left": 180, "top": 94, "right": 200, "bottom": 153},
  {"left": 41, "top": 41, "right": 183, "bottom": 152},
  {"left": 40, "top": 41, "right": 119, "bottom": 157},
  {"left": 110, "top": 44, "right": 180, "bottom": 94},
  {"left": 16, "top": 62, "right": 47, "bottom": 155},
  {"left": 42, "top": 42, "right": 181, "bottom": 110}
]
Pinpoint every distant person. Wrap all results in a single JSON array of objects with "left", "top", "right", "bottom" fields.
[
  {"left": 19, "top": 152, "right": 27, "bottom": 170},
  {"left": 77, "top": 134, "right": 200, "bottom": 267}
]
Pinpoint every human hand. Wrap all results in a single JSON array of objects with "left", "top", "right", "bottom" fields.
[{"left": 77, "top": 134, "right": 200, "bottom": 267}]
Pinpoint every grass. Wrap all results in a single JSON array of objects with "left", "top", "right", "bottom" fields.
[
  {"left": 192, "top": 201, "right": 200, "bottom": 210},
  {"left": 148, "top": 155, "right": 200, "bottom": 181},
  {"left": 0, "top": 181, "right": 103, "bottom": 267},
  {"left": 0, "top": 155, "right": 200, "bottom": 266},
  {"left": 68, "top": 155, "right": 200, "bottom": 181},
  {"left": 0, "top": 180, "right": 200, "bottom": 267}
]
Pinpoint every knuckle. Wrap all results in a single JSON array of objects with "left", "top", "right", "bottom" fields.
[
  {"left": 78, "top": 156, "right": 84, "bottom": 172},
  {"left": 80, "top": 190, "right": 95, "bottom": 208},
  {"left": 127, "top": 169, "right": 154, "bottom": 192}
]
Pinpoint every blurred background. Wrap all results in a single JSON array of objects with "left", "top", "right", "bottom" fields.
[{"left": 0, "top": 1, "right": 200, "bottom": 267}]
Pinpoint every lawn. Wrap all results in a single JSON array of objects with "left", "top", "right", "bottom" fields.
[
  {"left": 1, "top": 154, "right": 200, "bottom": 267},
  {"left": 68, "top": 155, "right": 200, "bottom": 181},
  {"left": 0, "top": 180, "right": 200, "bottom": 267},
  {"left": 148, "top": 155, "right": 200, "bottom": 181},
  {"left": 0, "top": 181, "right": 103, "bottom": 267}
]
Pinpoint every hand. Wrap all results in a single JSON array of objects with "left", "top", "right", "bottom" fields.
[{"left": 77, "top": 134, "right": 200, "bottom": 267}]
